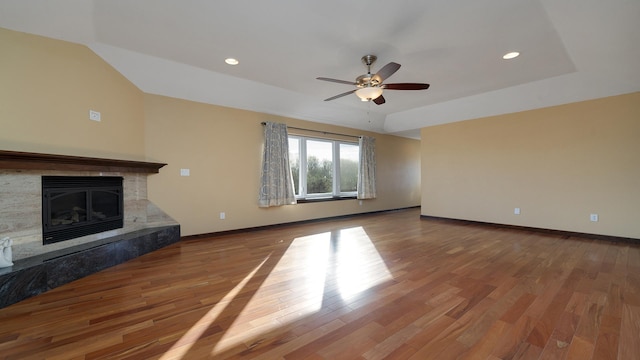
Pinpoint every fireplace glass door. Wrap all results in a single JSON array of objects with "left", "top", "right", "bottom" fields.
[{"left": 42, "top": 176, "right": 123, "bottom": 244}]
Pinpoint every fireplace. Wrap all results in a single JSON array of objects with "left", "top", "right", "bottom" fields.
[
  {"left": 42, "top": 176, "right": 124, "bottom": 244},
  {"left": 0, "top": 151, "right": 180, "bottom": 309}
]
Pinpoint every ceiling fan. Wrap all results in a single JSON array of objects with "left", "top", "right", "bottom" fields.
[{"left": 317, "top": 55, "right": 430, "bottom": 105}]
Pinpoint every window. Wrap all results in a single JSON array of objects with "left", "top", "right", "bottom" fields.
[{"left": 289, "top": 135, "right": 359, "bottom": 199}]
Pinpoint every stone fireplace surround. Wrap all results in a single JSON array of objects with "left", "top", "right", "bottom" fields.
[{"left": 0, "top": 150, "right": 180, "bottom": 308}]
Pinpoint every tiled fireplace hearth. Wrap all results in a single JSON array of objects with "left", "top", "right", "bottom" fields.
[{"left": 0, "top": 150, "right": 180, "bottom": 308}]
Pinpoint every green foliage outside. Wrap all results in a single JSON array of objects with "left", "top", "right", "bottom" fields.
[
  {"left": 290, "top": 157, "right": 358, "bottom": 195},
  {"left": 339, "top": 159, "right": 358, "bottom": 192}
]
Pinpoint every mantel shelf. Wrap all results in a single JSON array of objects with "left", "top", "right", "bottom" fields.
[{"left": 0, "top": 150, "right": 167, "bottom": 173}]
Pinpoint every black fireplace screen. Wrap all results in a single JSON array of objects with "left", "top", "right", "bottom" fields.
[{"left": 42, "top": 176, "right": 123, "bottom": 244}]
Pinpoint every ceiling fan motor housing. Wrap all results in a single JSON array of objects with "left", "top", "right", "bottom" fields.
[{"left": 356, "top": 74, "right": 380, "bottom": 88}]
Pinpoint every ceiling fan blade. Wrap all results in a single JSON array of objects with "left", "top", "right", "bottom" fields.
[
  {"left": 372, "top": 62, "right": 401, "bottom": 84},
  {"left": 373, "top": 95, "right": 386, "bottom": 105},
  {"left": 324, "top": 89, "right": 357, "bottom": 101},
  {"left": 316, "top": 77, "right": 357, "bottom": 85},
  {"left": 382, "top": 83, "right": 430, "bottom": 90}
]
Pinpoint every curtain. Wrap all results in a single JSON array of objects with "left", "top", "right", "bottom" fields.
[
  {"left": 357, "top": 135, "right": 377, "bottom": 199},
  {"left": 258, "top": 122, "right": 297, "bottom": 207}
]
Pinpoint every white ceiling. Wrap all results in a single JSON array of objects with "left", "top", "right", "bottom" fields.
[{"left": 1, "top": 0, "right": 639, "bottom": 138}]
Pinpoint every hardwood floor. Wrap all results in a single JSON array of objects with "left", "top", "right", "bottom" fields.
[{"left": 1, "top": 208, "right": 638, "bottom": 359}]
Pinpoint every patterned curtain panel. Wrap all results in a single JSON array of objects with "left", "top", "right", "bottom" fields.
[
  {"left": 258, "top": 122, "right": 297, "bottom": 207},
  {"left": 357, "top": 136, "right": 377, "bottom": 199}
]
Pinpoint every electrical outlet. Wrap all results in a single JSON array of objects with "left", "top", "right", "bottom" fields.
[
  {"left": 514, "top": 207, "right": 521, "bottom": 215},
  {"left": 220, "top": 212, "right": 225, "bottom": 220},
  {"left": 590, "top": 214, "right": 598, "bottom": 222},
  {"left": 89, "top": 110, "right": 101, "bottom": 122},
  {"left": 180, "top": 169, "right": 190, "bottom": 176}
]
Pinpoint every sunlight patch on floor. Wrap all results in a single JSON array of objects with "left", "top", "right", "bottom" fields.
[
  {"left": 210, "top": 227, "right": 392, "bottom": 356},
  {"left": 210, "top": 232, "right": 332, "bottom": 355},
  {"left": 335, "top": 226, "right": 392, "bottom": 300},
  {"left": 159, "top": 255, "right": 271, "bottom": 360}
]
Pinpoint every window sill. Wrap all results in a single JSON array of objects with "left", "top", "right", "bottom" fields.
[{"left": 296, "top": 196, "right": 357, "bottom": 204}]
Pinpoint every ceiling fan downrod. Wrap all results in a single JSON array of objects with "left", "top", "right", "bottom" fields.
[{"left": 361, "top": 55, "right": 377, "bottom": 74}]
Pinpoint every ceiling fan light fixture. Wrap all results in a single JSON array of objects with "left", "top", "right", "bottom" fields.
[{"left": 355, "top": 86, "right": 383, "bottom": 101}]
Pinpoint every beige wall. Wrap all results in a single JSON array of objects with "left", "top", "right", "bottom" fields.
[
  {"left": 421, "top": 92, "right": 640, "bottom": 239},
  {"left": 144, "top": 94, "right": 421, "bottom": 236},
  {"left": 0, "top": 28, "right": 145, "bottom": 160}
]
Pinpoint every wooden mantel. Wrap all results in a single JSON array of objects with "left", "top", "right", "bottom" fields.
[{"left": 0, "top": 150, "right": 167, "bottom": 173}]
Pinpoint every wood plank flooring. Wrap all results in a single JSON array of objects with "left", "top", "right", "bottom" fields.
[{"left": 1, "top": 208, "right": 638, "bottom": 359}]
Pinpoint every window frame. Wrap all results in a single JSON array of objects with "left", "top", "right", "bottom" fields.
[{"left": 289, "top": 135, "right": 359, "bottom": 200}]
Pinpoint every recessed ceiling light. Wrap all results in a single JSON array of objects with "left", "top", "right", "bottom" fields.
[
  {"left": 502, "top": 52, "right": 520, "bottom": 60},
  {"left": 225, "top": 58, "right": 239, "bottom": 65}
]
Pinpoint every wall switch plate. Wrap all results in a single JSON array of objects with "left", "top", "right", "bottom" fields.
[
  {"left": 220, "top": 212, "right": 225, "bottom": 220},
  {"left": 514, "top": 207, "right": 521, "bottom": 215},
  {"left": 180, "top": 169, "right": 190, "bottom": 176},
  {"left": 590, "top": 214, "right": 599, "bottom": 222},
  {"left": 89, "top": 110, "right": 101, "bottom": 122}
]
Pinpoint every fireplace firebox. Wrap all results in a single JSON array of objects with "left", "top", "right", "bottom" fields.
[{"left": 42, "top": 176, "right": 123, "bottom": 244}]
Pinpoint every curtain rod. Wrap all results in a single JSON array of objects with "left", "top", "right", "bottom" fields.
[{"left": 260, "top": 122, "right": 360, "bottom": 139}]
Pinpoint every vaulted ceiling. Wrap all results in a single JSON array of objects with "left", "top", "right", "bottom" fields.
[{"left": 1, "top": 0, "right": 638, "bottom": 138}]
